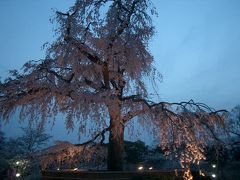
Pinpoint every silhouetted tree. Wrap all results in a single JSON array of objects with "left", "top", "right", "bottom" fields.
[
  {"left": 5, "top": 126, "right": 51, "bottom": 160},
  {"left": 0, "top": 126, "right": 51, "bottom": 178},
  {"left": 228, "top": 105, "right": 240, "bottom": 141},
  {"left": 226, "top": 105, "right": 240, "bottom": 161},
  {"left": 0, "top": 131, "right": 8, "bottom": 178},
  {"left": 124, "top": 140, "right": 148, "bottom": 163}
]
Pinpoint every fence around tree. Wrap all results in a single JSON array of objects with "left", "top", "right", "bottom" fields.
[{"left": 41, "top": 170, "right": 211, "bottom": 180}]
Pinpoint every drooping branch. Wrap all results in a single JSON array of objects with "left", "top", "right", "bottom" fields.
[
  {"left": 65, "top": 37, "right": 103, "bottom": 65},
  {"left": 75, "top": 126, "right": 110, "bottom": 146},
  {"left": 229, "top": 130, "right": 240, "bottom": 137},
  {"left": 121, "top": 97, "right": 227, "bottom": 176},
  {"left": 121, "top": 95, "right": 227, "bottom": 145},
  {"left": 38, "top": 59, "right": 104, "bottom": 91},
  {"left": 123, "top": 108, "right": 147, "bottom": 123},
  {"left": 37, "top": 60, "right": 75, "bottom": 84},
  {"left": 121, "top": 95, "right": 226, "bottom": 113}
]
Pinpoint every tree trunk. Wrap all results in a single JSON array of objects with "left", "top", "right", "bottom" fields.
[{"left": 107, "top": 102, "right": 124, "bottom": 171}]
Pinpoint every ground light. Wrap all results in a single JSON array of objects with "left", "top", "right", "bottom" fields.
[
  {"left": 149, "top": 167, "right": 153, "bottom": 170},
  {"left": 212, "top": 164, "right": 216, "bottom": 168},
  {"left": 73, "top": 168, "right": 78, "bottom": 171},
  {"left": 16, "top": 161, "right": 20, "bottom": 165},
  {"left": 138, "top": 166, "right": 143, "bottom": 170},
  {"left": 212, "top": 174, "right": 216, "bottom": 178},
  {"left": 16, "top": 173, "right": 21, "bottom": 177}
]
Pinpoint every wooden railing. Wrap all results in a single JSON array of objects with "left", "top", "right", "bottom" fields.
[{"left": 41, "top": 170, "right": 210, "bottom": 180}]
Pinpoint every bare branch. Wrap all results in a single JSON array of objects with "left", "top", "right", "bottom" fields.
[
  {"left": 120, "top": 95, "right": 227, "bottom": 113},
  {"left": 229, "top": 130, "right": 240, "bottom": 137},
  {"left": 123, "top": 108, "right": 147, "bottom": 123},
  {"left": 108, "top": 0, "right": 140, "bottom": 47},
  {"left": 75, "top": 126, "right": 110, "bottom": 146}
]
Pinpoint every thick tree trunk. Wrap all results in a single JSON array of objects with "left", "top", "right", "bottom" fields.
[{"left": 107, "top": 102, "right": 124, "bottom": 171}]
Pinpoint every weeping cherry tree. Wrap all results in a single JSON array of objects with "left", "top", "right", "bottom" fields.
[{"left": 0, "top": 0, "right": 227, "bottom": 175}]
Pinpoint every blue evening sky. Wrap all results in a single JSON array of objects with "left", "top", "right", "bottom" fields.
[{"left": 0, "top": 0, "right": 240, "bottom": 145}]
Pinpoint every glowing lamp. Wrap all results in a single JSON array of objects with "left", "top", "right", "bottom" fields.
[
  {"left": 138, "top": 166, "right": 143, "bottom": 170},
  {"left": 149, "top": 167, "right": 153, "bottom": 170},
  {"left": 212, "top": 164, "right": 216, "bottom": 168},
  {"left": 212, "top": 174, "right": 216, "bottom": 178},
  {"left": 16, "top": 173, "right": 21, "bottom": 177}
]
